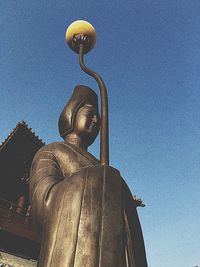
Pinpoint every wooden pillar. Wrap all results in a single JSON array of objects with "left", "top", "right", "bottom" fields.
[{"left": 16, "top": 195, "right": 25, "bottom": 214}]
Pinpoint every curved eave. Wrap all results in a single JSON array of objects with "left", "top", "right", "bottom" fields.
[{"left": 0, "top": 121, "right": 45, "bottom": 152}]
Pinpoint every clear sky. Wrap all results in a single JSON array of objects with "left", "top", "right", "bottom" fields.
[{"left": 1, "top": 1, "right": 200, "bottom": 266}]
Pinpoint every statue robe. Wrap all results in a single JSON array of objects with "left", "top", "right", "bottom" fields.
[{"left": 30, "top": 141, "right": 147, "bottom": 267}]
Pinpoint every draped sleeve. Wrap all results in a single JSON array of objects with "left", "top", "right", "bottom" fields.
[{"left": 29, "top": 145, "right": 64, "bottom": 232}]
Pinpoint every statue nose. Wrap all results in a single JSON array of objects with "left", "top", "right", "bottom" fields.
[
  {"left": 92, "top": 116, "right": 98, "bottom": 125},
  {"left": 92, "top": 115, "right": 98, "bottom": 124}
]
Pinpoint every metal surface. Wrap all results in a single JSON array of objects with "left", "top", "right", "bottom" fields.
[
  {"left": 30, "top": 87, "right": 148, "bottom": 266},
  {"left": 79, "top": 44, "right": 109, "bottom": 165}
]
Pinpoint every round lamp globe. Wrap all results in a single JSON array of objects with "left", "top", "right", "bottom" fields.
[{"left": 66, "top": 20, "right": 96, "bottom": 54}]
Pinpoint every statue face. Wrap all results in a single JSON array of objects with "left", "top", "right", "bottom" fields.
[{"left": 73, "top": 104, "right": 100, "bottom": 146}]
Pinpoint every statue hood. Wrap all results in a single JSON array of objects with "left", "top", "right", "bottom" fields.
[{"left": 58, "top": 85, "right": 99, "bottom": 139}]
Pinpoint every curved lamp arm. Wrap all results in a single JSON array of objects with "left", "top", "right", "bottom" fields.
[{"left": 79, "top": 44, "right": 109, "bottom": 166}]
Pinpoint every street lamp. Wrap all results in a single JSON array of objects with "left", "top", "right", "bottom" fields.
[{"left": 66, "top": 20, "right": 109, "bottom": 166}]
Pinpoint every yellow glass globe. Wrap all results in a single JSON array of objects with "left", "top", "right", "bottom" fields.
[{"left": 66, "top": 20, "right": 96, "bottom": 53}]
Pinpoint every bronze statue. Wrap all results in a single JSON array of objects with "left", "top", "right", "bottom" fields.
[{"left": 30, "top": 21, "right": 148, "bottom": 267}]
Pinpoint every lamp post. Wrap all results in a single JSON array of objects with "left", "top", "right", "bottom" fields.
[{"left": 66, "top": 20, "right": 109, "bottom": 166}]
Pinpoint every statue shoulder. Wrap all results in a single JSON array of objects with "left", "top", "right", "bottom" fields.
[
  {"left": 34, "top": 141, "right": 71, "bottom": 156},
  {"left": 33, "top": 141, "right": 77, "bottom": 166},
  {"left": 32, "top": 141, "right": 98, "bottom": 176}
]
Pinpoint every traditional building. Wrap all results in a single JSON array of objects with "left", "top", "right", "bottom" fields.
[{"left": 0, "top": 121, "right": 44, "bottom": 265}]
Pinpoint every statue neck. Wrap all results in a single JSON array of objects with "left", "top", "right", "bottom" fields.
[{"left": 64, "top": 133, "right": 88, "bottom": 151}]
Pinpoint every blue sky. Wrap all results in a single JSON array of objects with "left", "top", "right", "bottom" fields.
[{"left": 1, "top": 1, "right": 200, "bottom": 266}]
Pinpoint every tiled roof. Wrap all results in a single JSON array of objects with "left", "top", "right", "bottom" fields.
[{"left": 0, "top": 121, "right": 45, "bottom": 151}]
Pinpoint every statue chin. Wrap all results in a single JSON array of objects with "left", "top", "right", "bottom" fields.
[{"left": 86, "top": 130, "right": 99, "bottom": 147}]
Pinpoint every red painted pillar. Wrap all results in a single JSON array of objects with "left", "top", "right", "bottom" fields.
[{"left": 16, "top": 195, "right": 25, "bottom": 214}]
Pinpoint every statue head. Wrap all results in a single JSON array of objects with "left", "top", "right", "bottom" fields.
[{"left": 58, "top": 85, "right": 100, "bottom": 148}]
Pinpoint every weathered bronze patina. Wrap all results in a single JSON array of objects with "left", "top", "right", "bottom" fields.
[{"left": 30, "top": 20, "right": 148, "bottom": 267}]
